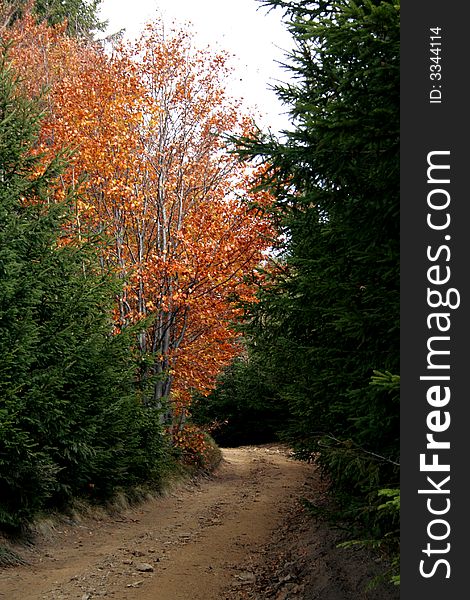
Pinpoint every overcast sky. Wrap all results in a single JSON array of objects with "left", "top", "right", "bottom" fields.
[{"left": 98, "top": 0, "right": 294, "bottom": 133}]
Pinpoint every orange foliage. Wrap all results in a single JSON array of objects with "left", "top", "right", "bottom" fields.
[
  {"left": 5, "top": 14, "right": 274, "bottom": 414},
  {"left": 172, "top": 424, "right": 208, "bottom": 466}
]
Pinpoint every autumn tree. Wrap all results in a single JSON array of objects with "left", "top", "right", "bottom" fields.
[
  {"left": 119, "top": 25, "right": 273, "bottom": 418},
  {"left": 5, "top": 14, "right": 273, "bottom": 429}
]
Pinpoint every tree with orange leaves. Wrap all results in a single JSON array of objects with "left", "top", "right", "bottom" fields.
[
  {"left": 5, "top": 13, "right": 273, "bottom": 424},
  {"left": 121, "top": 24, "right": 274, "bottom": 415}
]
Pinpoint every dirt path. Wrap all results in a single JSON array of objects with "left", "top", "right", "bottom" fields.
[{"left": 0, "top": 445, "right": 399, "bottom": 600}]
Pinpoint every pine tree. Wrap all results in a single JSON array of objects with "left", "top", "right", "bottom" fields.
[
  {"left": 0, "top": 51, "right": 163, "bottom": 530},
  {"left": 0, "top": 50, "right": 68, "bottom": 527},
  {"left": 0, "top": 0, "right": 106, "bottom": 38},
  {"left": 234, "top": 0, "right": 400, "bottom": 533}
]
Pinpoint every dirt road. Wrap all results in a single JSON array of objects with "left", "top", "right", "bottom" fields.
[{"left": 0, "top": 445, "right": 399, "bottom": 600}]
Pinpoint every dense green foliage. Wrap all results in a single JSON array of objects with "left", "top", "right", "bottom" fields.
[
  {"left": 1, "top": 0, "right": 106, "bottom": 37},
  {"left": 191, "top": 354, "right": 288, "bottom": 447},
  {"left": 196, "top": 0, "right": 400, "bottom": 574},
  {"left": 0, "top": 54, "right": 165, "bottom": 531}
]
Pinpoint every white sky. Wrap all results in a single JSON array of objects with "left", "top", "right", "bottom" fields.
[{"left": 98, "top": 0, "right": 294, "bottom": 133}]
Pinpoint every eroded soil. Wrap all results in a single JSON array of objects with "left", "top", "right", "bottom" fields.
[{"left": 0, "top": 445, "right": 399, "bottom": 600}]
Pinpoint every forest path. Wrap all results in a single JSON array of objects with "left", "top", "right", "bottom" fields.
[
  {"left": 0, "top": 445, "right": 399, "bottom": 600},
  {"left": 0, "top": 446, "right": 310, "bottom": 600}
]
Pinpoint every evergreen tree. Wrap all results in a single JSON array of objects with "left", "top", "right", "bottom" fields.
[
  {"left": 0, "top": 51, "right": 63, "bottom": 527},
  {"left": 233, "top": 0, "right": 400, "bottom": 536},
  {"left": 1, "top": 0, "right": 106, "bottom": 38},
  {"left": 0, "top": 51, "right": 163, "bottom": 530},
  {"left": 36, "top": 0, "right": 106, "bottom": 36}
]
